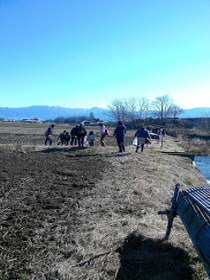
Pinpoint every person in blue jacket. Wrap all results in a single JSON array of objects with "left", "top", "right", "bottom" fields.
[
  {"left": 135, "top": 126, "right": 151, "bottom": 152},
  {"left": 113, "top": 121, "right": 127, "bottom": 152}
]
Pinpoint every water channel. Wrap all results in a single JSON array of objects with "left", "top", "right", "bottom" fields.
[{"left": 194, "top": 156, "right": 210, "bottom": 184}]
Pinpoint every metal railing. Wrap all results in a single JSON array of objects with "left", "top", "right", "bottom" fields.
[{"left": 159, "top": 184, "right": 210, "bottom": 278}]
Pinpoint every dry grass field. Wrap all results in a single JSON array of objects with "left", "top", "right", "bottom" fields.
[
  {"left": 0, "top": 122, "right": 208, "bottom": 280},
  {"left": 168, "top": 127, "right": 210, "bottom": 156}
]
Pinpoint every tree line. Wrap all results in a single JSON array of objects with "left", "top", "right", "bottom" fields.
[
  {"left": 46, "top": 95, "right": 182, "bottom": 125},
  {"left": 45, "top": 112, "right": 103, "bottom": 124},
  {"left": 45, "top": 94, "right": 210, "bottom": 130},
  {"left": 107, "top": 95, "right": 183, "bottom": 124}
]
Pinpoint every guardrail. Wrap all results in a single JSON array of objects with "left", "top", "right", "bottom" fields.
[{"left": 159, "top": 184, "right": 210, "bottom": 278}]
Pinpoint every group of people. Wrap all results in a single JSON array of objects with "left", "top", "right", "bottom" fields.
[
  {"left": 113, "top": 121, "right": 152, "bottom": 153},
  {"left": 44, "top": 122, "right": 160, "bottom": 153},
  {"left": 44, "top": 123, "right": 110, "bottom": 148}
]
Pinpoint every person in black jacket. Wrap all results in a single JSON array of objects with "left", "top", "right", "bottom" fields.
[
  {"left": 70, "top": 125, "right": 78, "bottom": 145},
  {"left": 57, "top": 130, "right": 67, "bottom": 145},
  {"left": 77, "top": 124, "right": 87, "bottom": 147},
  {"left": 113, "top": 121, "right": 127, "bottom": 152}
]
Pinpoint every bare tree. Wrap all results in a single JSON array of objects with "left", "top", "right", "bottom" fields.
[
  {"left": 124, "top": 98, "right": 137, "bottom": 123},
  {"left": 107, "top": 97, "right": 151, "bottom": 123},
  {"left": 107, "top": 99, "right": 129, "bottom": 122},
  {"left": 169, "top": 105, "right": 183, "bottom": 118},
  {"left": 152, "top": 95, "right": 174, "bottom": 121},
  {"left": 136, "top": 97, "right": 151, "bottom": 119},
  {"left": 89, "top": 112, "right": 95, "bottom": 122}
]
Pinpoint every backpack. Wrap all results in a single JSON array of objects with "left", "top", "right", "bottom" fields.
[
  {"left": 104, "top": 128, "right": 109, "bottom": 136},
  {"left": 77, "top": 126, "right": 85, "bottom": 135}
]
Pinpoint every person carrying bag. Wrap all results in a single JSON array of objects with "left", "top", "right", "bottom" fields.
[{"left": 134, "top": 126, "right": 151, "bottom": 152}]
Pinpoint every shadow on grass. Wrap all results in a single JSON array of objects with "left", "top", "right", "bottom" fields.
[
  {"left": 116, "top": 232, "right": 194, "bottom": 280},
  {"left": 41, "top": 146, "right": 132, "bottom": 157},
  {"left": 41, "top": 146, "right": 89, "bottom": 153},
  {"left": 67, "top": 152, "right": 132, "bottom": 158}
]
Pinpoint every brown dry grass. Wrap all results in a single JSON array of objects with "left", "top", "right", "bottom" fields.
[
  {"left": 168, "top": 127, "right": 210, "bottom": 155},
  {"left": 180, "top": 137, "right": 210, "bottom": 155},
  {"left": 0, "top": 122, "right": 209, "bottom": 280}
]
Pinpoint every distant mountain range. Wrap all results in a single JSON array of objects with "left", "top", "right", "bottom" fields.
[
  {"left": 0, "top": 106, "right": 110, "bottom": 121},
  {"left": 0, "top": 105, "right": 210, "bottom": 121}
]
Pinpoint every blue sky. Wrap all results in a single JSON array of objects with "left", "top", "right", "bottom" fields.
[{"left": 0, "top": 0, "right": 210, "bottom": 109}]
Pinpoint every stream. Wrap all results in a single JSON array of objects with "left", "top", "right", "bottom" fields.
[{"left": 194, "top": 156, "right": 210, "bottom": 184}]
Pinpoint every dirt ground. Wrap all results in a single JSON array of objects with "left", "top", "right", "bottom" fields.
[{"left": 0, "top": 123, "right": 208, "bottom": 280}]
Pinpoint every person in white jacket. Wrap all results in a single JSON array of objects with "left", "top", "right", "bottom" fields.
[{"left": 87, "top": 131, "right": 96, "bottom": 147}]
